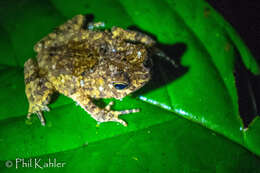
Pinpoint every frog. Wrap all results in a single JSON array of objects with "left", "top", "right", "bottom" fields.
[{"left": 24, "top": 14, "right": 156, "bottom": 126}]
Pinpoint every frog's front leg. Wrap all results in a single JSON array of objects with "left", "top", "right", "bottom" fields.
[
  {"left": 72, "top": 95, "right": 139, "bottom": 126},
  {"left": 24, "top": 58, "right": 55, "bottom": 126}
]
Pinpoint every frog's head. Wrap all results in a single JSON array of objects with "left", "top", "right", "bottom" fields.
[
  {"left": 104, "top": 44, "right": 152, "bottom": 99},
  {"left": 87, "top": 43, "right": 152, "bottom": 99}
]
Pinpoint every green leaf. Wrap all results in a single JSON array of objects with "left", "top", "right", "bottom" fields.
[{"left": 0, "top": 0, "right": 259, "bottom": 172}]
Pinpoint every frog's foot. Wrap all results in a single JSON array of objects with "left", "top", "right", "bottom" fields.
[
  {"left": 27, "top": 104, "right": 50, "bottom": 119},
  {"left": 72, "top": 96, "right": 139, "bottom": 126},
  {"left": 96, "top": 101, "right": 139, "bottom": 126},
  {"left": 27, "top": 105, "right": 50, "bottom": 126}
]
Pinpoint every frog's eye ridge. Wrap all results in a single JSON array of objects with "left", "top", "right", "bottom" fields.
[{"left": 113, "top": 83, "right": 128, "bottom": 90}]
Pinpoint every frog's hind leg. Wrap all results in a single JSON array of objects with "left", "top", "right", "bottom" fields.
[
  {"left": 111, "top": 27, "right": 178, "bottom": 68},
  {"left": 111, "top": 27, "right": 156, "bottom": 46},
  {"left": 34, "top": 15, "right": 86, "bottom": 52},
  {"left": 24, "top": 58, "right": 55, "bottom": 126}
]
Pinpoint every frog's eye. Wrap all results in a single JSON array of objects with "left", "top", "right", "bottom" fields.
[{"left": 113, "top": 83, "right": 128, "bottom": 90}]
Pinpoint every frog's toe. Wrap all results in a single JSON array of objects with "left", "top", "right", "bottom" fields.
[
  {"left": 105, "top": 111, "right": 128, "bottom": 126},
  {"left": 27, "top": 112, "right": 32, "bottom": 120},
  {"left": 117, "top": 108, "right": 140, "bottom": 115},
  {"left": 26, "top": 111, "right": 46, "bottom": 126},
  {"left": 109, "top": 109, "right": 140, "bottom": 126},
  {"left": 105, "top": 101, "right": 114, "bottom": 111},
  {"left": 27, "top": 105, "right": 49, "bottom": 126},
  {"left": 114, "top": 118, "right": 128, "bottom": 126},
  {"left": 36, "top": 111, "right": 46, "bottom": 126},
  {"left": 42, "top": 105, "right": 50, "bottom": 112}
]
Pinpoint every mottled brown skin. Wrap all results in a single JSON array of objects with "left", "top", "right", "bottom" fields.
[{"left": 24, "top": 15, "right": 155, "bottom": 126}]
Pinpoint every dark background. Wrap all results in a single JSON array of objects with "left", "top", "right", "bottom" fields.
[
  {"left": 207, "top": 0, "right": 260, "bottom": 127},
  {"left": 207, "top": 0, "right": 260, "bottom": 62}
]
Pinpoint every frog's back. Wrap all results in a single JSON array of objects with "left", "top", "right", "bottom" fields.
[
  {"left": 37, "top": 38, "right": 102, "bottom": 78},
  {"left": 33, "top": 14, "right": 109, "bottom": 77}
]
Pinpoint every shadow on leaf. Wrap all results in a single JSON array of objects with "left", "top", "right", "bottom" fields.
[{"left": 126, "top": 26, "right": 189, "bottom": 97}]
